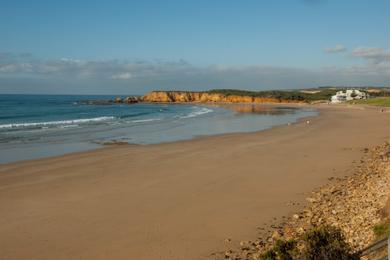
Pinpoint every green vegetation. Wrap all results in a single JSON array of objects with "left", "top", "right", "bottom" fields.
[
  {"left": 303, "top": 225, "right": 358, "bottom": 260},
  {"left": 207, "top": 88, "right": 336, "bottom": 102},
  {"left": 261, "top": 225, "right": 358, "bottom": 260},
  {"left": 368, "top": 89, "right": 390, "bottom": 98},
  {"left": 261, "top": 239, "right": 297, "bottom": 260},
  {"left": 349, "top": 97, "right": 390, "bottom": 107},
  {"left": 207, "top": 87, "right": 390, "bottom": 104},
  {"left": 373, "top": 221, "right": 390, "bottom": 239}
]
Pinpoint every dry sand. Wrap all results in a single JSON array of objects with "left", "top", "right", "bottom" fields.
[{"left": 0, "top": 104, "right": 389, "bottom": 260}]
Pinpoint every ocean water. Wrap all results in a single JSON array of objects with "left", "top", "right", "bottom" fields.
[{"left": 0, "top": 94, "right": 317, "bottom": 163}]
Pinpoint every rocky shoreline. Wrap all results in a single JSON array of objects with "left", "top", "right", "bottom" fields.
[
  {"left": 81, "top": 95, "right": 143, "bottom": 105},
  {"left": 216, "top": 141, "right": 390, "bottom": 259},
  {"left": 84, "top": 91, "right": 307, "bottom": 105}
]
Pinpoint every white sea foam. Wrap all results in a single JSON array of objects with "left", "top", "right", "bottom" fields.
[
  {"left": 131, "top": 118, "right": 161, "bottom": 123},
  {"left": 0, "top": 116, "right": 115, "bottom": 129},
  {"left": 179, "top": 107, "right": 213, "bottom": 119},
  {"left": 60, "top": 124, "right": 79, "bottom": 129}
]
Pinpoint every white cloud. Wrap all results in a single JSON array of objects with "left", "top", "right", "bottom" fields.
[
  {"left": 1, "top": 51, "right": 390, "bottom": 94},
  {"left": 325, "top": 44, "right": 347, "bottom": 53},
  {"left": 352, "top": 47, "right": 390, "bottom": 62},
  {"left": 0, "top": 63, "right": 33, "bottom": 73},
  {"left": 111, "top": 72, "right": 132, "bottom": 80}
]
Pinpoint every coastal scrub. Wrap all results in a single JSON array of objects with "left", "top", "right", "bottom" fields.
[{"left": 373, "top": 221, "right": 390, "bottom": 239}]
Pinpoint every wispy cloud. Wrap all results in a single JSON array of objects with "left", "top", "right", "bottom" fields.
[
  {"left": 1, "top": 51, "right": 390, "bottom": 94},
  {"left": 325, "top": 44, "right": 347, "bottom": 53},
  {"left": 352, "top": 47, "right": 390, "bottom": 63},
  {"left": 0, "top": 54, "right": 194, "bottom": 80},
  {"left": 111, "top": 72, "right": 132, "bottom": 80}
]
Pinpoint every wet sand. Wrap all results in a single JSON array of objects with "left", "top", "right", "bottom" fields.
[{"left": 0, "top": 104, "right": 389, "bottom": 260}]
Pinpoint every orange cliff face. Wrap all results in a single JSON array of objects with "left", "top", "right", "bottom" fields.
[
  {"left": 141, "top": 91, "right": 305, "bottom": 104},
  {"left": 141, "top": 91, "right": 222, "bottom": 102},
  {"left": 142, "top": 91, "right": 204, "bottom": 102}
]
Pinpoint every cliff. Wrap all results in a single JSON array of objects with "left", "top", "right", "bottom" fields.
[{"left": 142, "top": 91, "right": 304, "bottom": 103}]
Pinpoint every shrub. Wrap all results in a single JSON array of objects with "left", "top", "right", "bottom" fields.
[
  {"left": 373, "top": 222, "right": 390, "bottom": 239},
  {"left": 261, "top": 239, "right": 297, "bottom": 260},
  {"left": 261, "top": 248, "right": 277, "bottom": 260},
  {"left": 274, "top": 239, "right": 298, "bottom": 260},
  {"left": 302, "top": 225, "right": 358, "bottom": 260}
]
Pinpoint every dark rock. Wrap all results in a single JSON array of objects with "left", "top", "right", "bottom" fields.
[
  {"left": 123, "top": 96, "right": 140, "bottom": 103},
  {"left": 114, "top": 97, "right": 123, "bottom": 103}
]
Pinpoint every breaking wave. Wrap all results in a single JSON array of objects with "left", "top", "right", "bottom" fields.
[
  {"left": 179, "top": 107, "right": 213, "bottom": 119},
  {"left": 0, "top": 116, "right": 115, "bottom": 129},
  {"left": 131, "top": 118, "right": 162, "bottom": 123}
]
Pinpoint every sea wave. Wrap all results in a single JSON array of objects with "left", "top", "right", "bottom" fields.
[
  {"left": 179, "top": 107, "right": 213, "bottom": 119},
  {"left": 0, "top": 116, "right": 115, "bottom": 129},
  {"left": 119, "top": 111, "right": 154, "bottom": 119},
  {"left": 131, "top": 118, "right": 161, "bottom": 123}
]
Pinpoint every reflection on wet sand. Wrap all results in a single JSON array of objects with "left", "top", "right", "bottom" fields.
[{"left": 216, "top": 104, "right": 298, "bottom": 115}]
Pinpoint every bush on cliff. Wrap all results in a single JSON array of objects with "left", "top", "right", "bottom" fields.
[
  {"left": 261, "top": 239, "right": 297, "bottom": 260},
  {"left": 207, "top": 89, "right": 335, "bottom": 102},
  {"left": 302, "top": 225, "right": 358, "bottom": 260},
  {"left": 373, "top": 221, "right": 390, "bottom": 239},
  {"left": 260, "top": 225, "right": 358, "bottom": 260}
]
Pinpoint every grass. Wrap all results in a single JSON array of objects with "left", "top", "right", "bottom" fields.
[
  {"left": 373, "top": 222, "right": 390, "bottom": 239},
  {"left": 207, "top": 88, "right": 336, "bottom": 102},
  {"left": 349, "top": 97, "right": 390, "bottom": 107}
]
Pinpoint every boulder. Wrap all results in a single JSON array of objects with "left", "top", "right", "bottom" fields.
[
  {"left": 114, "top": 97, "right": 123, "bottom": 103},
  {"left": 123, "top": 96, "right": 140, "bottom": 103}
]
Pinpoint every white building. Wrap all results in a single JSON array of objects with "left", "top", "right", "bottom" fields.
[{"left": 331, "top": 89, "right": 368, "bottom": 103}]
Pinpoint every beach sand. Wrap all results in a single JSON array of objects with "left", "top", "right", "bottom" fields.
[{"left": 0, "top": 104, "right": 389, "bottom": 260}]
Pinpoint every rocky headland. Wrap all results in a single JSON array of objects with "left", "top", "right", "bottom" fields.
[
  {"left": 84, "top": 88, "right": 390, "bottom": 106},
  {"left": 217, "top": 141, "right": 390, "bottom": 259},
  {"left": 141, "top": 91, "right": 297, "bottom": 103},
  {"left": 87, "top": 91, "right": 309, "bottom": 105}
]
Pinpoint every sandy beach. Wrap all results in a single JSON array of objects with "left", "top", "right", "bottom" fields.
[{"left": 1, "top": 104, "right": 390, "bottom": 260}]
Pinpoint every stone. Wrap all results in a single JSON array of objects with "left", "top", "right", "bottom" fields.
[
  {"left": 123, "top": 96, "right": 140, "bottom": 103},
  {"left": 114, "top": 97, "right": 122, "bottom": 103}
]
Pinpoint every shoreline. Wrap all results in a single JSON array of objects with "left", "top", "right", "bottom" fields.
[
  {"left": 0, "top": 103, "right": 317, "bottom": 165},
  {"left": 0, "top": 104, "right": 389, "bottom": 260}
]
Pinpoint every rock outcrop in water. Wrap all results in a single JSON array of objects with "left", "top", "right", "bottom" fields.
[
  {"left": 82, "top": 96, "right": 142, "bottom": 105},
  {"left": 114, "top": 96, "right": 142, "bottom": 104},
  {"left": 141, "top": 91, "right": 304, "bottom": 103}
]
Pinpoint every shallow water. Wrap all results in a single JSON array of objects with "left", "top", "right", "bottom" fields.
[{"left": 0, "top": 95, "right": 317, "bottom": 163}]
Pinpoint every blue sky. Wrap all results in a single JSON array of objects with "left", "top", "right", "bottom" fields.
[{"left": 1, "top": 0, "right": 390, "bottom": 94}]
